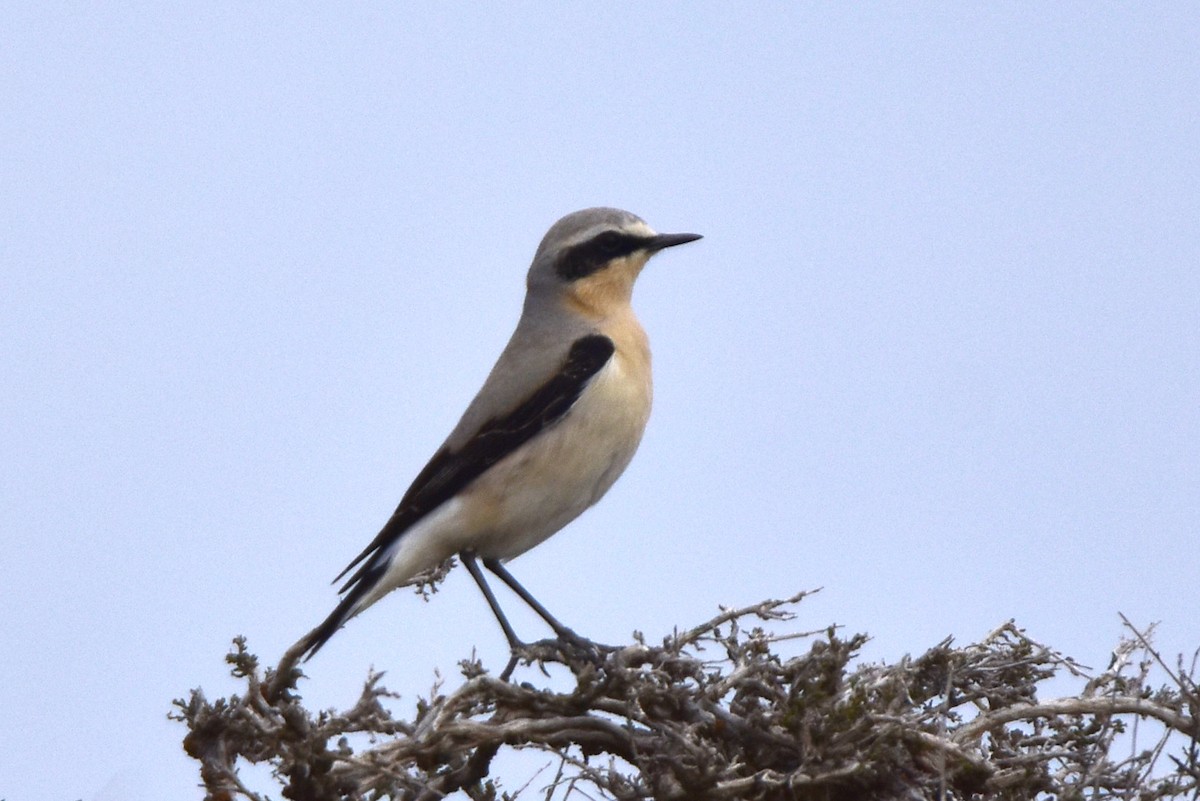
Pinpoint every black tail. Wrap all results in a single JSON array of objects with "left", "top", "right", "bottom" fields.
[{"left": 296, "top": 560, "right": 385, "bottom": 661}]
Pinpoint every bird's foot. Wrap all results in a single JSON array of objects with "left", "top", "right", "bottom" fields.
[
  {"left": 498, "top": 629, "right": 613, "bottom": 681},
  {"left": 553, "top": 626, "right": 616, "bottom": 661}
]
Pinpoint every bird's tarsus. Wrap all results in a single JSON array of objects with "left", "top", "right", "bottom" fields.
[{"left": 462, "top": 550, "right": 616, "bottom": 680}]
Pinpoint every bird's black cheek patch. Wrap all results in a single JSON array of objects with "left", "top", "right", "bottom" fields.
[
  {"left": 555, "top": 233, "right": 646, "bottom": 281},
  {"left": 556, "top": 250, "right": 600, "bottom": 281}
]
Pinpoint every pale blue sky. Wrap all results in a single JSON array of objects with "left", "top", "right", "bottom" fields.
[{"left": 3, "top": 5, "right": 1198, "bottom": 799}]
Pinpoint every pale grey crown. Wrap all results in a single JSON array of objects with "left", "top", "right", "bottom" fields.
[{"left": 533, "top": 207, "right": 649, "bottom": 264}]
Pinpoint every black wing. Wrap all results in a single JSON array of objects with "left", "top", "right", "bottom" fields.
[{"left": 298, "top": 334, "right": 615, "bottom": 659}]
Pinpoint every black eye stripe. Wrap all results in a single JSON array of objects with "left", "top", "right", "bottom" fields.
[{"left": 555, "top": 232, "right": 646, "bottom": 281}]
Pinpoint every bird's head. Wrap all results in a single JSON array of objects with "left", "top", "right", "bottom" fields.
[{"left": 527, "top": 208, "right": 702, "bottom": 318}]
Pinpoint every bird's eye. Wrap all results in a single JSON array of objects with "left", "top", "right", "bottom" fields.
[
  {"left": 556, "top": 231, "right": 639, "bottom": 281},
  {"left": 592, "top": 231, "right": 625, "bottom": 255}
]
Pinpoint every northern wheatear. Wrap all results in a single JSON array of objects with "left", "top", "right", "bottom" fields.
[{"left": 295, "top": 208, "right": 701, "bottom": 660}]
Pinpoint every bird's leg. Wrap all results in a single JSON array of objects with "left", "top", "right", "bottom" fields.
[
  {"left": 460, "top": 551, "right": 524, "bottom": 651},
  {"left": 481, "top": 557, "right": 590, "bottom": 647},
  {"left": 466, "top": 553, "right": 609, "bottom": 678}
]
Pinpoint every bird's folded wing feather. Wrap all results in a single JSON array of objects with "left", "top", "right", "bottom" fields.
[{"left": 333, "top": 333, "right": 616, "bottom": 589}]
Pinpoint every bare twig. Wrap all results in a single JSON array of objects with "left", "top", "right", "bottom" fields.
[{"left": 174, "top": 593, "right": 1200, "bottom": 800}]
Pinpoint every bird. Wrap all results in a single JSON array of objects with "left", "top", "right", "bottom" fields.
[{"left": 293, "top": 207, "right": 702, "bottom": 661}]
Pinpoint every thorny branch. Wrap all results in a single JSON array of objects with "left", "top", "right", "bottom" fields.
[{"left": 174, "top": 590, "right": 1200, "bottom": 800}]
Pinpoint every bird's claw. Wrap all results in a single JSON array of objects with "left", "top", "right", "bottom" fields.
[{"left": 498, "top": 630, "right": 613, "bottom": 681}]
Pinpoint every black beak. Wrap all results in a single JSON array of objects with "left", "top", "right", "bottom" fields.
[{"left": 646, "top": 232, "right": 703, "bottom": 251}]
